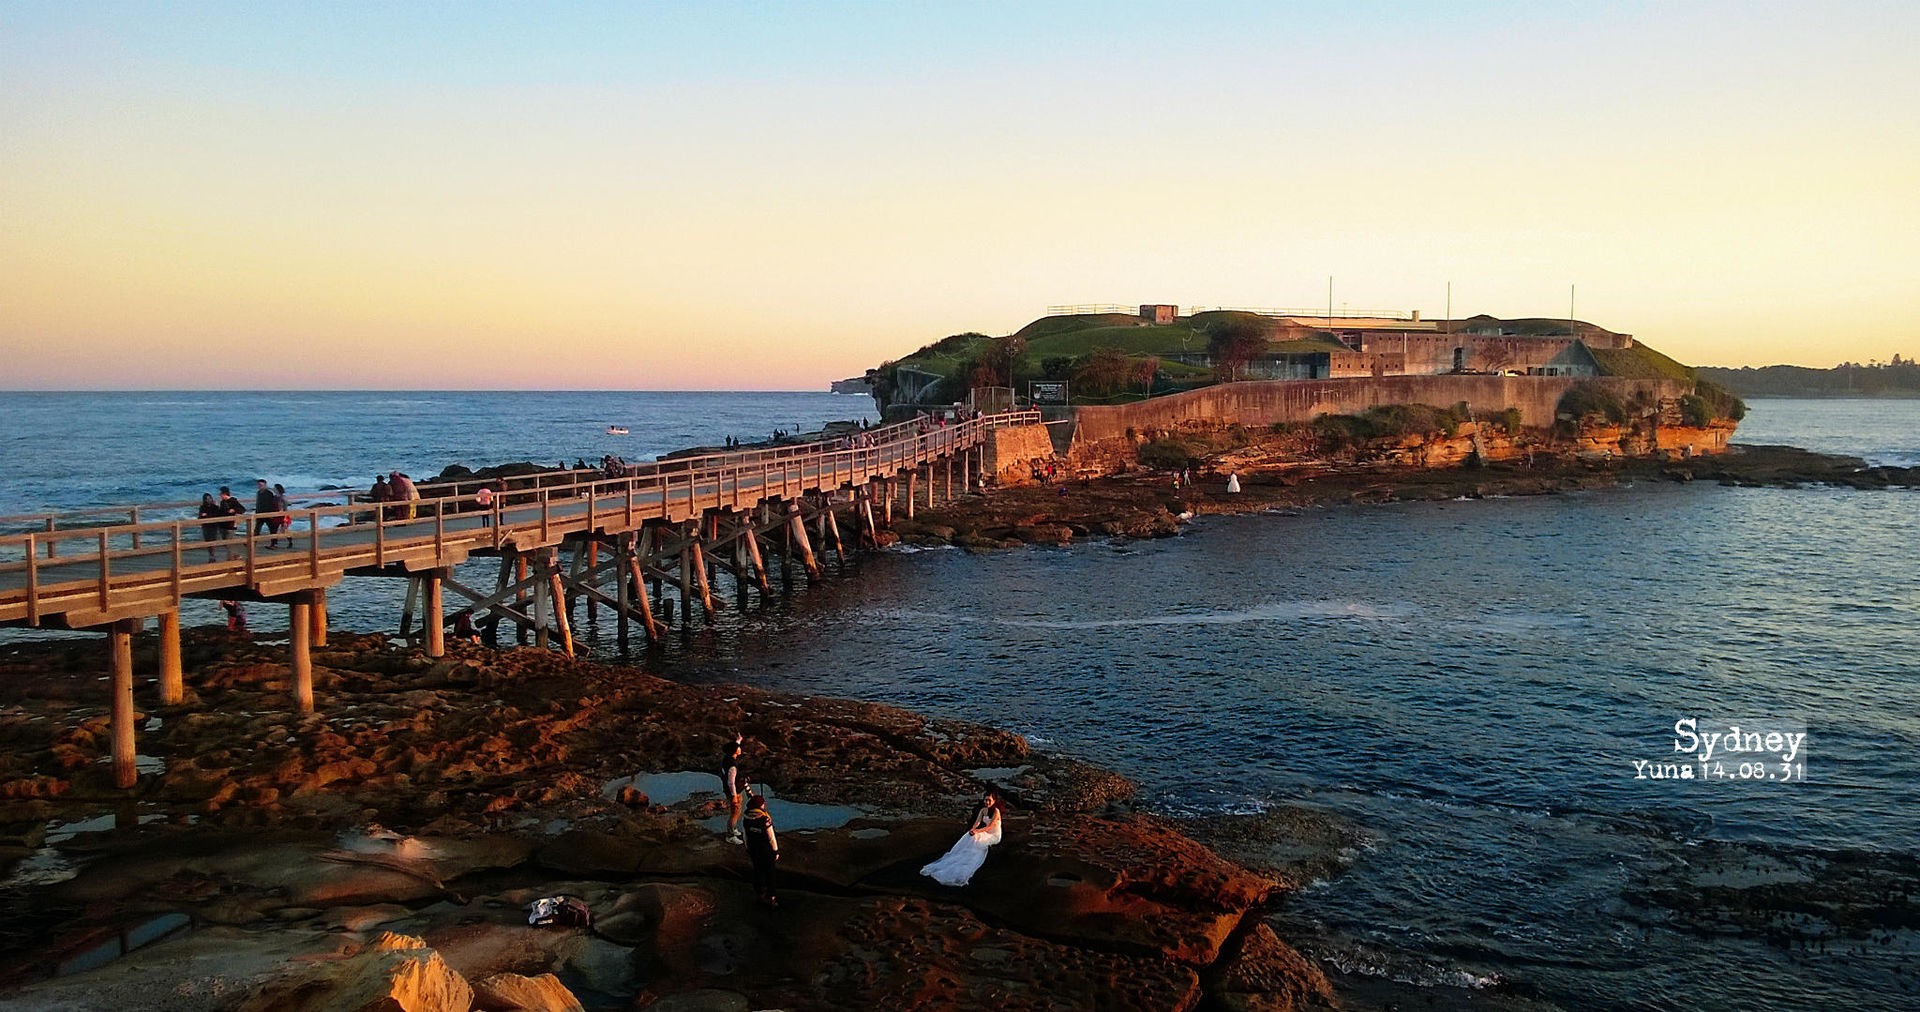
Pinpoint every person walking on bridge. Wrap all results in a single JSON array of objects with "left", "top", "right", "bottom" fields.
[
  {"left": 197, "top": 493, "right": 223, "bottom": 561},
  {"left": 216, "top": 486, "right": 245, "bottom": 556},
  {"left": 253, "top": 479, "right": 278, "bottom": 547}
]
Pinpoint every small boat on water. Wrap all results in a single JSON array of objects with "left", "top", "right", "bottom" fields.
[{"left": 606, "top": 425, "right": 630, "bottom": 435}]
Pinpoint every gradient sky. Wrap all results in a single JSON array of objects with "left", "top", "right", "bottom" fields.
[{"left": 3, "top": 1, "right": 1916, "bottom": 389}]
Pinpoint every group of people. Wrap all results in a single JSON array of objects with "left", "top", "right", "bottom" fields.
[
  {"left": 367, "top": 472, "right": 420, "bottom": 521},
  {"left": 716, "top": 732, "right": 1006, "bottom": 910},
  {"left": 195, "top": 479, "right": 292, "bottom": 560}
]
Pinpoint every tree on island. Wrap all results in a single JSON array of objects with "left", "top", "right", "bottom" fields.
[{"left": 1207, "top": 319, "right": 1270, "bottom": 381}]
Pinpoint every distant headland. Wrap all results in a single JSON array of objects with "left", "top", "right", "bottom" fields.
[{"left": 1698, "top": 358, "right": 1920, "bottom": 398}]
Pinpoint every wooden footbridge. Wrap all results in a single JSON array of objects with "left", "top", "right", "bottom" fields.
[{"left": 0, "top": 410, "right": 1040, "bottom": 788}]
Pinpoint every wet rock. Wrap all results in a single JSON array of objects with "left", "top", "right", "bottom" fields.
[
  {"left": 645, "top": 991, "right": 751, "bottom": 1012},
  {"left": 1203, "top": 923, "right": 1336, "bottom": 1011}
]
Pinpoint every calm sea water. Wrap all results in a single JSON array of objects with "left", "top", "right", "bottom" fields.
[{"left": 1, "top": 393, "right": 1914, "bottom": 1009}]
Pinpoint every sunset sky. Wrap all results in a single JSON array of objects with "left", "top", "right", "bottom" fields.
[{"left": 3, "top": 1, "right": 1916, "bottom": 389}]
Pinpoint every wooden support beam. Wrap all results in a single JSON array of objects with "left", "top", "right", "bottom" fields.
[
  {"left": 546, "top": 552, "right": 575, "bottom": 657},
  {"left": 626, "top": 553, "right": 663, "bottom": 640},
  {"left": 109, "top": 618, "right": 137, "bottom": 789},
  {"left": 741, "top": 520, "right": 771, "bottom": 595},
  {"left": 290, "top": 597, "right": 314, "bottom": 714},
  {"left": 786, "top": 503, "right": 822, "bottom": 579},
  {"left": 424, "top": 571, "right": 445, "bottom": 659},
  {"left": 905, "top": 470, "right": 916, "bottom": 519},
  {"left": 310, "top": 587, "right": 328, "bottom": 647},
  {"left": 688, "top": 536, "right": 718, "bottom": 616},
  {"left": 399, "top": 576, "right": 420, "bottom": 640},
  {"left": 615, "top": 538, "right": 632, "bottom": 653},
  {"left": 826, "top": 499, "right": 846, "bottom": 558},
  {"left": 157, "top": 610, "right": 183, "bottom": 706}
]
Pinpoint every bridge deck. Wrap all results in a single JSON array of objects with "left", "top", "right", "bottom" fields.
[{"left": 1, "top": 410, "right": 1031, "bottom": 628}]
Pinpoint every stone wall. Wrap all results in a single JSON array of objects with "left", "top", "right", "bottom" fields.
[
  {"left": 983, "top": 423, "right": 1057, "bottom": 486},
  {"left": 1070, "top": 375, "right": 1692, "bottom": 443}
]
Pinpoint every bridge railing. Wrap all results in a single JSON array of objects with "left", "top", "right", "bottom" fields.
[{"left": 0, "top": 409, "right": 1038, "bottom": 624}]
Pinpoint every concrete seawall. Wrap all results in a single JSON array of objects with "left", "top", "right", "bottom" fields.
[{"left": 1071, "top": 375, "right": 1691, "bottom": 442}]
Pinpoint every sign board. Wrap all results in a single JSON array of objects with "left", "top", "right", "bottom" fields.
[{"left": 1029, "top": 381, "right": 1070, "bottom": 405}]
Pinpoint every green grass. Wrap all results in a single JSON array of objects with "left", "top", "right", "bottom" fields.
[{"left": 1588, "top": 341, "right": 1695, "bottom": 381}]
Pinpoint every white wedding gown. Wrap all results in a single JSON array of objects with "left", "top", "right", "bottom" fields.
[{"left": 920, "top": 814, "right": 1002, "bottom": 887}]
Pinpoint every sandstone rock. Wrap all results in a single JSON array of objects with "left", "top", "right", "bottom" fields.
[
  {"left": 237, "top": 932, "right": 473, "bottom": 1012},
  {"left": 472, "top": 971, "right": 584, "bottom": 1012}
]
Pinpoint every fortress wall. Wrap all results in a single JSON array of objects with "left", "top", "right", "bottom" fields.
[
  {"left": 1071, "top": 375, "right": 1691, "bottom": 443},
  {"left": 983, "top": 423, "right": 1057, "bottom": 485}
]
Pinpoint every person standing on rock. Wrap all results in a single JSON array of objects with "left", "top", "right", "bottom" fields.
[
  {"left": 721, "top": 736, "right": 747, "bottom": 844},
  {"left": 920, "top": 791, "right": 1004, "bottom": 887},
  {"left": 742, "top": 792, "right": 780, "bottom": 907}
]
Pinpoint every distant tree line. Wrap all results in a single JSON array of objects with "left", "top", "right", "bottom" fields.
[{"left": 1698, "top": 357, "right": 1920, "bottom": 397}]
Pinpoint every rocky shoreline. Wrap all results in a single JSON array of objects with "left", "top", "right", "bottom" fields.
[
  {"left": 0, "top": 631, "right": 1345, "bottom": 1011},
  {"left": 889, "top": 442, "right": 1917, "bottom": 551}
]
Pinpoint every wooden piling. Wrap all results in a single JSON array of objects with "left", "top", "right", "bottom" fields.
[
  {"left": 615, "top": 537, "right": 632, "bottom": 653},
  {"left": 109, "top": 618, "right": 137, "bottom": 789},
  {"left": 310, "top": 587, "right": 328, "bottom": 646},
  {"left": 905, "top": 471, "right": 916, "bottom": 519},
  {"left": 826, "top": 499, "right": 846, "bottom": 558},
  {"left": 626, "top": 552, "right": 662, "bottom": 640},
  {"left": 786, "top": 504, "right": 822, "bottom": 578},
  {"left": 290, "top": 597, "right": 314, "bottom": 714},
  {"left": 689, "top": 536, "right": 718, "bottom": 616},
  {"left": 424, "top": 571, "right": 445, "bottom": 658},
  {"left": 742, "top": 523, "right": 771, "bottom": 595},
  {"left": 157, "top": 610, "right": 183, "bottom": 706},
  {"left": 546, "top": 552, "right": 575, "bottom": 657}
]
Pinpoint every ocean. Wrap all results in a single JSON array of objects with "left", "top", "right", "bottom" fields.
[{"left": 1, "top": 392, "right": 1915, "bottom": 1009}]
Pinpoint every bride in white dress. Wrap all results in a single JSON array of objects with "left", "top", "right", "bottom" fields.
[{"left": 920, "top": 792, "right": 1003, "bottom": 887}]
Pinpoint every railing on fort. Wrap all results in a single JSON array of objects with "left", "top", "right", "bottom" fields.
[{"left": 0, "top": 410, "right": 1039, "bottom": 625}]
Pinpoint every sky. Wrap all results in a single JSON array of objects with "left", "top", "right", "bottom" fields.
[{"left": 2, "top": 1, "right": 1916, "bottom": 389}]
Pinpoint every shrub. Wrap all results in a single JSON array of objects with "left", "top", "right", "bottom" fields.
[
  {"left": 1693, "top": 379, "right": 1747, "bottom": 421},
  {"left": 1477, "top": 406, "right": 1525, "bottom": 433},
  {"left": 1556, "top": 381, "right": 1628, "bottom": 424},
  {"left": 1137, "top": 437, "right": 1202, "bottom": 470},
  {"left": 1680, "top": 394, "right": 1713, "bottom": 427}
]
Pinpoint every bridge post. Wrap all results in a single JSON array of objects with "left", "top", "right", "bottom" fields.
[
  {"left": 826, "top": 495, "right": 846, "bottom": 559},
  {"left": 785, "top": 501, "right": 822, "bottom": 579},
  {"left": 741, "top": 518, "right": 771, "bottom": 597},
  {"left": 688, "top": 531, "right": 718, "bottom": 616},
  {"left": 515, "top": 553, "right": 533, "bottom": 646},
  {"left": 883, "top": 479, "right": 893, "bottom": 526},
  {"left": 311, "top": 587, "right": 328, "bottom": 647},
  {"left": 544, "top": 550, "right": 575, "bottom": 657},
  {"left": 905, "top": 470, "right": 916, "bottom": 520},
  {"left": 290, "top": 594, "right": 314, "bottom": 714},
  {"left": 157, "top": 610, "right": 184, "bottom": 706},
  {"left": 925, "top": 463, "right": 934, "bottom": 510},
  {"left": 615, "top": 536, "right": 632, "bottom": 653},
  {"left": 625, "top": 540, "right": 662, "bottom": 641},
  {"left": 424, "top": 570, "right": 445, "bottom": 659},
  {"left": 109, "top": 618, "right": 138, "bottom": 789}
]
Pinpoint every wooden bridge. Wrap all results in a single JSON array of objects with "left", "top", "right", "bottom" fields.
[{"left": 0, "top": 410, "right": 1041, "bottom": 788}]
